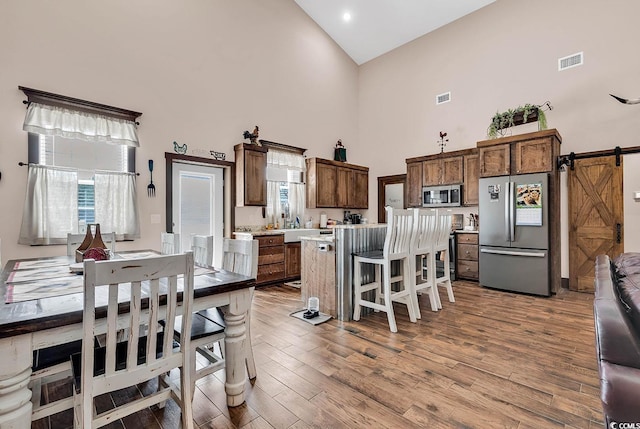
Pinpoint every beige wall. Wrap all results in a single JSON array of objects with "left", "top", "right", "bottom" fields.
[
  {"left": 355, "top": 0, "right": 640, "bottom": 276},
  {"left": 0, "top": 0, "right": 358, "bottom": 260},
  {"left": 2, "top": 0, "right": 639, "bottom": 276}
]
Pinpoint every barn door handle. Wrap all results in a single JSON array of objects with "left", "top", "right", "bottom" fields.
[{"left": 616, "top": 223, "right": 622, "bottom": 244}]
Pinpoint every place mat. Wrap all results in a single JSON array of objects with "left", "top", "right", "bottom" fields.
[
  {"left": 7, "top": 265, "right": 77, "bottom": 283},
  {"left": 290, "top": 309, "right": 332, "bottom": 326},
  {"left": 12, "top": 259, "right": 71, "bottom": 270},
  {"left": 6, "top": 276, "right": 84, "bottom": 303}
]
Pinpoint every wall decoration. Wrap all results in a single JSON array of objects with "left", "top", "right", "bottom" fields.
[{"left": 173, "top": 141, "right": 188, "bottom": 154}]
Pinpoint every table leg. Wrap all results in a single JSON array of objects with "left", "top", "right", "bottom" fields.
[
  {"left": 223, "top": 290, "right": 250, "bottom": 407},
  {"left": 0, "top": 336, "right": 33, "bottom": 428}
]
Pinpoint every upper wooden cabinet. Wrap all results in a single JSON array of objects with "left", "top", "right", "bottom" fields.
[
  {"left": 422, "top": 156, "right": 463, "bottom": 186},
  {"left": 235, "top": 143, "right": 267, "bottom": 206},
  {"left": 477, "top": 129, "right": 562, "bottom": 178},
  {"left": 406, "top": 148, "right": 477, "bottom": 207},
  {"left": 406, "top": 161, "right": 423, "bottom": 207},
  {"left": 463, "top": 153, "right": 479, "bottom": 206},
  {"left": 306, "top": 158, "right": 369, "bottom": 209}
]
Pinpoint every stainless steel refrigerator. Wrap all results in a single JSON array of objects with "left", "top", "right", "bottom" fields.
[{"left": 479, "top": 172, "right": 550, "bottom": 296}]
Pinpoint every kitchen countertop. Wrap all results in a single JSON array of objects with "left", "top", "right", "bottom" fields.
[
  {"left": 300, "top": 235, "right": 334, "bottom": 243},
  {"left": 455, "top": 229, "right": 479, "bottom": 234},
  {"left": 332, "top": 223, "right": 386, "bottom": 229},
  {"left": 233, "top": 230, "right": 284, "bottom": 238}
]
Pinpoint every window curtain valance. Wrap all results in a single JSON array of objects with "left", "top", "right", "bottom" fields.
[
  {"left": 23, "top": 102, "right": 139, "bottom": 147},
  {"left": 267, "top": 150, "right": 306, "bottom": 170}
]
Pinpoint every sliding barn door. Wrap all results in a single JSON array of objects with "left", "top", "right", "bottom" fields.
[{"left": 568, "top": 156, "right": 623, "bottom": 292}]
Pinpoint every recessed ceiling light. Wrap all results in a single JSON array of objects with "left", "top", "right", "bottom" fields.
[{"left": 343, "top": 12, "right": 351, "bottom": 22}]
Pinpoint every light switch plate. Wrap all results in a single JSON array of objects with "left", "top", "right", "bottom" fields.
[{"left": 150, "top": 214, "right": 161, "bottom": 224}]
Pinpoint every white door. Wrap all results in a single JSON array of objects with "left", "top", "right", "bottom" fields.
[{"left": 172, "top": 162, "right": 224, "bottom": 267}]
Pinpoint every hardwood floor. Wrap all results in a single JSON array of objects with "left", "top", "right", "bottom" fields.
[{"left": 33, "top": 281, "right": 603, "bottom": 428}]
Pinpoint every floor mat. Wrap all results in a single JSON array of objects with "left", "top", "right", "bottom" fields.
[
  {"left": 284, "top": 280, "right": 302, "bottom": 288},
  {"left": 290, "top": 309, "right": 332, "bottom": 325}
]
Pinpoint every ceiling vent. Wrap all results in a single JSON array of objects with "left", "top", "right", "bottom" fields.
[
  {"left": 558, "top": 52, "right": 583, "bottom": 71},
  {"left": 436, "top": 92, "right": 451, "bottom": 105}
]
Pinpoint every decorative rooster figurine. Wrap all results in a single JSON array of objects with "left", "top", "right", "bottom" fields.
[
  {"left": 242, "top": 125, "right": 260, "bottom": 145},
  {"left": 438, "top": 131, "right": 449, "bottom": 153},
  {"left": 173, "top": 141, "right": 188, "bottom": 154}
]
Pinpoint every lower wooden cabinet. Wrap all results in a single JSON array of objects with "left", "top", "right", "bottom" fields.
[
  {"left": 456, "top": 232, "right": 479, "bottom": 281},
  {"left": 256, "top": 234, "right": 285, "bottom": 285},
  {"left": 285, "top": 242, "right": 301, "bottom": 279}
]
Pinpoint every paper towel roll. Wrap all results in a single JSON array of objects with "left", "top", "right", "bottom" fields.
[{"left": 320, "top": 213, "right": 328, "bottom": 228}]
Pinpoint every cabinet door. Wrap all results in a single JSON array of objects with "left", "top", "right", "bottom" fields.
[
  {"left": 463, "top": 154, "right": 479, "bottom": 205},
  {"left": 406, "top": 162, "right": 423, "bottom": 207},
  {"left": 479, "top": 144, "right": 510, "bottom": 177},
  {"left": 514, "top": 138, "right": 553, "bottom": 174},
  {"left": 316, "top": 163, "right": 337, "bottom": 207},
  {"left": 243, "top": 149, "right": 267, "bottom": 206},
  {"left": 442, "top": 156, "right": 463, "bottom": 184},
  {"left": 336, "top": 167, "right": 349, "bottom": 208},
  {"left": 285, "top": 242, "right": 302, "bottom": 278},
  {"left": 349, "top": 169, "right": 369, "bottom": 209},
  {"left": 422, "top": 159, "right": 442, "bottom": 185}
]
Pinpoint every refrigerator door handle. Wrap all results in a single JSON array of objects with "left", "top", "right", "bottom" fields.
[
  {"left": 509, "top": 181, "right": 515, "bottom": 242},
  {"left": 481, "top": 248, "right": 546, "bottom": 258},
  {"left": 504, "top": 181, "right": 510, "bottom": 241}
]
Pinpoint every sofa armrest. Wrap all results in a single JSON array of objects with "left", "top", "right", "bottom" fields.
[{"left": 600, "top": 361, "right": 640, "bottom": 423}]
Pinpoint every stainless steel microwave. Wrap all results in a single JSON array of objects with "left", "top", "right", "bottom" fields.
[{"left": 422, "top": 184, "right": 461, "bottom": 207}]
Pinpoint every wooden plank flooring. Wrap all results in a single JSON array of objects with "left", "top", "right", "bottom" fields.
[{"left": 33, "top": 281, "right": 603, "bottom": 428}]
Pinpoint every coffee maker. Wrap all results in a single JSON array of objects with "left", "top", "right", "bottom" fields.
[{"left": 350, "top": 213, "right": 362, "bottom": 224}]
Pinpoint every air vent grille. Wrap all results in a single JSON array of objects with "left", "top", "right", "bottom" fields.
[
  {"left": 436, "top": 92, "right": 451, "bottom": 105},
  {"left": 558, "top": 52, "right": 583, "bottom": 71}
]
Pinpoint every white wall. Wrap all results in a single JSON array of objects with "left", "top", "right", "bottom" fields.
[
  {"left": 0, "top": 0, "right": 359, "bottom": 260},
  {"left": 355, "top": 0, "right": 640, "bottom": 276}
]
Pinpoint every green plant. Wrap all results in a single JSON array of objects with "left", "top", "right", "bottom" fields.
[{"left": 487, "top": 103, "right": 548, "bottom": 138}]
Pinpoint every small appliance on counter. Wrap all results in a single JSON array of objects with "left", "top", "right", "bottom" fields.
[
  {"left": 349, "top": 213, "right": 362, "bottom": 224},
  {"left": 451, "top": 214, "right": 464, "bottom": 231}
]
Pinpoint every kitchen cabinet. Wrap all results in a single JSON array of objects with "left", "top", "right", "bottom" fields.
[
  {"left": 463, "top": 153, "right": 479, "bottom": 206},
  {"left": 256, "top": 234, "right": 285, "bottom": 285},
  {"left": 477, "top": 129, "right": 561, "bottom": 178},
  {"left": 456, "top": 232, "right": 478, "bottom": 281},
  {"left": 284, "top": 242, "right": 302, "bottom": 279},
  {"left": 306, "top": 158, "right": 369, "bottom": 209},
  {"left": 406, "top": 148, "right": 477, "bottom": 207},
  {"left": 406, "top": 161, "right": 423, "bottom": 207},
  {"left": 234, "top": 143, "right": 267, "bottom": 206},
  {"left": 422, "top": 156, "right": 463, "bottom": 186}
]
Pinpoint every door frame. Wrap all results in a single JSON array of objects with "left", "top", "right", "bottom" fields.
[
  {"left": 164, "top": 153, "right": 236, "bottom": 237},
  {"left": 377, "top": 174, "right": 406, "bottom": 223}
]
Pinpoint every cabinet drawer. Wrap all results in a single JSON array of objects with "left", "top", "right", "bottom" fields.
[
  {"left": 258, "top": 245, "right": 285, "bottom": 265},
  {"left": 257, "top": 262, "right": 285, "bottom": 283},
  {"left": 257, "top": 234, "right": 284, "bottom": 247},
  {"left": 457, "top": 260, "right": 479, "bottom": 280},
  {"left": 457, "top": 243, "right": 478, "bottom": 261},
  {"left": 457, "top": 233, "right": 478, "bottom": 244}
]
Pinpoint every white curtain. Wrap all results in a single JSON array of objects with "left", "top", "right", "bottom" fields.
[
  {"left": 266, "top": 149, "right": 306, "bottom": 226},
  {"left": 23, "top": 102, "right": 139, "bottom": 147},
  {"left": 94, "top": 172, "right": 140, "bottom": 240},
  {"left": 19, "top": 165, "right": 78, "bottom": 245}
]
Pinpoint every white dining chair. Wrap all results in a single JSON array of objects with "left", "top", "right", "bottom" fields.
[
  {"left": 191, "top": 234, "right": 214, "bottom": 266},
  {"left": 411, "top": 208, "right": 440, "bottom": 314},
  {"left": 67, "top": 232, "right": 116, "bottom": 257},
  {"left": 352, "top": 206, "right": 420, "bottom": 333},
  {"left": 161, "top": 232, "right": 181, "bottom": 255},
  {"left": 72, "top": 252, "right": 196, "bottom": 428},
  {"left": 433, "top": 211, "right": 455, "bottom": 305}
]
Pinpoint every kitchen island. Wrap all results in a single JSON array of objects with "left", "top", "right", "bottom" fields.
[{"left": 301, "top": 224, "right": 387, "bottom": 321}]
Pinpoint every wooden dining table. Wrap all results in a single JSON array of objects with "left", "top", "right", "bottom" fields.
[{"left": 0, "top": 251, "right": 255, "bottom": 428}]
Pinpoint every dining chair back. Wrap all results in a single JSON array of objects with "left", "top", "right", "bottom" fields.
[
  {"left": 352, "top": 207, "right": 419, "bottom": 332},
  {"left": 191, "top": 234, "right": 214, "bottom": 266},
  {"left": 73, "top": 252, "right": 195, "bottom": 428},
  {"left": 410, "top": 208, "right": 440, "bottom": 313},
  {"left": 222, "top": 238, "right": 258, "bottom": 278},
  {"left": 67, "top": 232, "right": 116, "bottom": 257},
  {"left": 161, "top": 232, "right": 181, "bottom": 255}
]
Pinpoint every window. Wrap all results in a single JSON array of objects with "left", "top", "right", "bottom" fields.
[
  {"left": 265, "top": 148, "right": 306, "bottom": 227},
  {"left": 35, "top": 134, "right": 131, "bottom": 229},
  {"left": 18, "top": 86, "right": 141, "bottom": 245}
]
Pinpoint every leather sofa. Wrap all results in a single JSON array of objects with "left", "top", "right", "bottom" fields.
[{"left": 594, "top": 253, "right": 640, "bottom": 426}]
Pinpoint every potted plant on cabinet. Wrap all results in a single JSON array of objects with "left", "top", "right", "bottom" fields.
[{"left": 487, "top": 102, "right": 551, "bottom": 138}]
